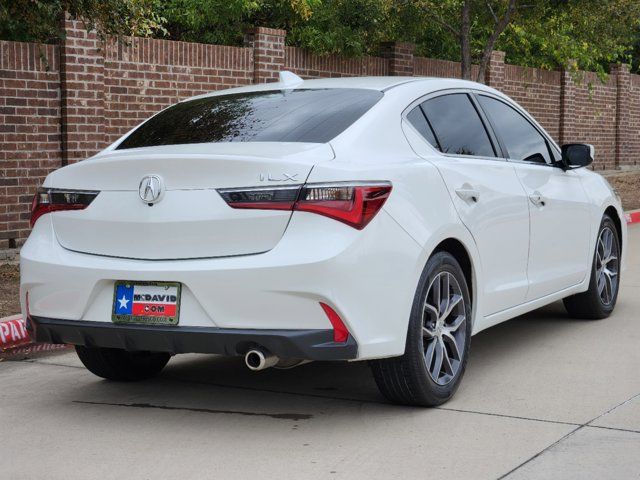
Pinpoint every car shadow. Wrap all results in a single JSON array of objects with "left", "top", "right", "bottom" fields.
[
  {"left": 64, "top": 300, "right": 586, "bottom": 415},
  {"left": 162, "top": 300, "right": 580, "bottom": 402}
]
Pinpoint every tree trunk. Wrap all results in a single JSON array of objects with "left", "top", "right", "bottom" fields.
[
  {"left": 460, "top": 0, "right": 472, "bottom": 79},
  {"left": 476, "top": 0, "right": 518, "bottom": 83}
]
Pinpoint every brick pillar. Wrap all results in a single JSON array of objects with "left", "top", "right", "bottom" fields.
[
  {"left": 484, "top": 50, "right": 505, "bottom": 90},
  {"left": 381, "top": 42, "right": 415, "bottom": 76},
  {"left": 60, "top": 15, "right": 105, "bottom": 165},
  {"left": 244, "top": 27, "right": 286, "bottom": 84},
  {"left": 559, "top": 60, "right": 577, "bottom": 146},
  {"left": 612, "top": 63, "right": 631, "bottom": 168}
]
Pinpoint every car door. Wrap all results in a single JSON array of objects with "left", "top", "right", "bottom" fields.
[
  {"left": 475, "top": 94, "right": 592, "bottom": 301},
  {"left": 406, "top": 92, "right": 531, "bottom": 317}
]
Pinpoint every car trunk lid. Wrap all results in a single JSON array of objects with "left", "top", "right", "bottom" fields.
[{"left": 46, "top": 142, "right": 333, "bottom": 260}]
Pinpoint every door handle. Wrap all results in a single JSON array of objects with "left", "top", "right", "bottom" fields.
[
  {"left": 455, "top": 187, "right": 480, "bottom": 203},
  {"left": 529, "top": 191, "right": 546, "bottom": 207}
]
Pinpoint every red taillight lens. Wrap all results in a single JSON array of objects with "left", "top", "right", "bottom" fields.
[
  {"left": 319, "top": 302, "right": 350, "bottom": 343},
  {"left": 218, "top": 182, "right": 392, "bottom": 230},
  {"left": 30, "top": 188, "right": 99, "bottom": 227},
  {"left": 296, "top": 183, "right": 392, "bottom": 230}
]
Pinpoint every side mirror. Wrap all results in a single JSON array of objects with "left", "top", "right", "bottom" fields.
[{"left": 560, "top": 143, "right": 594, "bottom": 169}]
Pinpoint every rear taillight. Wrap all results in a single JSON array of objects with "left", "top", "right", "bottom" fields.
[
  {"left": 30, "top": 188, "right": 99, "bottom": 227},
  {"left": 218, "top": 182, "right": 392, "bottom": 230}
]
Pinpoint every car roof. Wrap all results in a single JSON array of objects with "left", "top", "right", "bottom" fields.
[{"left": 185, "top": 75, "right": 493, "bottom": 102}]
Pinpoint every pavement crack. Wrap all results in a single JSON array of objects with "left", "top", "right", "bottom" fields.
[
  {"left": 498, "top": 390, "right": 640, "bottom": 479},
  {"left": 586, "top": 424, "right": 640, "bottom": 435},
  {"left": 497, "top": 425, "right": 583, "bottom": 480},
  {"left": 73, "top": 400, "right": 313, "bottom": 421},
  {"left": 435, "top": 407, "right": 580, "bottom": 427}
]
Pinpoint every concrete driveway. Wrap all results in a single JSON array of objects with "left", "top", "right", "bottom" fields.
[{"left": 2, "top": 225, "right": 639, "bottom": 480}]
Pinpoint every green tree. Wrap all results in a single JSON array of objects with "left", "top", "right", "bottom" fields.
[
  {"left": 499, "top": 0, "right": 640, "bottom": 77},
  {"left": 0, "top": 0, "right": 166, "bottom": 43},
  {"left": 394, "top": 0, "right": 640, "bottom": 80}
]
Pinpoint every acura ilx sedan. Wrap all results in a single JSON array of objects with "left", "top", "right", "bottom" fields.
[{"left": 21, "top": 72, "right": 625, "bottom": 406}]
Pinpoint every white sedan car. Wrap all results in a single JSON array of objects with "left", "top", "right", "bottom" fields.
[{"left": 21, "top": 73, "right": 625, "bottom": 406}]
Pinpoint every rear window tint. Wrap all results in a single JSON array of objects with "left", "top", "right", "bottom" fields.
[
  {"left": 406, "top": 106, "right": 439, "bottom": 150},
  {"left": 117, "top": 88, "right": 383, "bottom": 149}
]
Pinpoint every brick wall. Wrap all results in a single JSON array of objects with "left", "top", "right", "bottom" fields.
[
  {"left": 629, "top": 75, "right": 640, "bottom": 168},
  {"left": 502, "top": 65, "right": 562, "bottom": 142},
  {"left": 284, "top": 46, "right": 388, "bottom": 77},
  {"left": 1, "top": 19, "right": 639, "bottom": 248},
  {"left": 104, "top": 36, "right": 253, "bottom": 144},
  {"left": 0, "top": 41, "right": 60, "bottom": 247}
]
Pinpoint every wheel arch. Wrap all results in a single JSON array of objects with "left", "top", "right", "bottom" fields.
[
  {"left": 432, "top": 237, "right": 475, "bottom": 318},
  {"left": 604, "top": 205, "right": 623, "bottom": 252}
]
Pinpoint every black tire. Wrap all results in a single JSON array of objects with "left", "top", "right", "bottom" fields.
[
  {"left": 75, "top": 345, "right": 170, "bottom": 381},
  {"left": 370, "top": 251, "right": 472, "bottom": 407},
  {"left": 563, "top": 214, "right": 621, "bottom": 319}
]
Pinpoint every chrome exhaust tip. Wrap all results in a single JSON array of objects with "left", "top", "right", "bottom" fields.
[{"left": 245, "top": 348, "right": 279, "bottom": 371}]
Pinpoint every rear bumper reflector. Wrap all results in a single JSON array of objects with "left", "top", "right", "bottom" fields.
[{"left": 319, "top": 302, "right": 350, "bottom": 343}]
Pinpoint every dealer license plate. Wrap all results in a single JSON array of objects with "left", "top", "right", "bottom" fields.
[{"left": 112, "top": 281, "right": 181, "bottom": 325}]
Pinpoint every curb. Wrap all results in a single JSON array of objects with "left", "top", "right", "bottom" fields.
[
  {"left": 625, "top": 209, "right": 640, "bottom": 225},
  {"left": 2, "top": 208, "right": 639, "bottom": 356}
]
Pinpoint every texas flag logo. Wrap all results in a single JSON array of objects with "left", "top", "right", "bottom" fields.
[{"left": 114, "top": 283, "right": 179, "bottom": 319}]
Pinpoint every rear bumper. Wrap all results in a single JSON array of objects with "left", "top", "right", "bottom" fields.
[
  {"left": 20, "top": 209, "right": 423, "bottom": 360},
  {"left": 27, "top": 316, "right": 358, "bottom": 360}
]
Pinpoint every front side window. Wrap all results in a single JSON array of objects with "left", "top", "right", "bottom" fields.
[
  {"left": 117, "top": 88, "right": 383, "bottom": 149},
  {"left": 477, "top": 95, "right": 551, "bottom": 164},
  {"left": 421, "top": 94, "right": 495, "bottom": 157}
]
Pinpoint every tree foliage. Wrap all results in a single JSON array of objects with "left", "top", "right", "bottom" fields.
[
  {"left": 1, "top": 0, "right": 639, "bottom": 77},
  {"left": 0, "top": 0, "right": 167, "bottom": 42}
]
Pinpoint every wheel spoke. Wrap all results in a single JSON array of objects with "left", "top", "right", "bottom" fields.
[
  {"left": 597, "top": 273, "right": 606, "bottom": 296},
  {"left": 422, "top": 326, "right": 435, "bottom": 339},
  {"left": 441, "top": 294, "right": 462, "bottom": 322},
  {"left": 432, "top": 276, "right": 441, "bottom": 316},
  {"left": 425, "top": 338, "right": 437, "bottom": 369},
  {"left": 603, "top": 272, "right": 613, "bottom": 304},
  {"left": 441, "top": 342, "right": 455, "bottom": 376},
  {"left": 424, "top": 302, "right": 439, "bottom": 320},
  {"left": 444, "top": 314, "right": 465, "bottom": 333},
  {"left": 430, "top": 339, "right": 444, "bottom": 381},
  {"left": 442, "top": 331, "right": 462, "bottom": 361},
  {"left": 441, "top": 274, "right": 450, "bottom": 315}
]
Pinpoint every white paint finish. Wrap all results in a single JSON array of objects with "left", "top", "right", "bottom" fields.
[
  {"left": 428, "top": 156, "right": 530, "bottom": 316},
  {"left": 21, "top": 75, "right": 626, "bottom": 361},
  {"left": 21, "top": 209, "right": 421, "bottom": 358},
  {"left": 513, "top": 163, "right": 592, "bottom": 300},
  {"left": 52, "top": 189, "right": 295, "bottom": 259}
]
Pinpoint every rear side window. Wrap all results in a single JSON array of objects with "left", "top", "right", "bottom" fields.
[
  {"left": 421, "top": 94, "right": 495, "bottom": 157},
  {"left": 117, "top": 88, "right": 383, "bottom": 149},
  {"left": 406, "top": 106, "right": 439, "bottom": 150},
  {"left": 477, "top": 95, "right": 551, "bottom": 164}
]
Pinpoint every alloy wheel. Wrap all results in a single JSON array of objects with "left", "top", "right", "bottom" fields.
[
  {"left": 422, "top": 271, "right": 467, "bottom": 386},
  {"left": 596, "top": 226, "right": 619, "bottom": 306}
]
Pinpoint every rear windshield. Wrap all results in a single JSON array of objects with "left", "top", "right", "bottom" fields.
[{"left": 117, "top": 88, "right": 383, "bottom": 149}]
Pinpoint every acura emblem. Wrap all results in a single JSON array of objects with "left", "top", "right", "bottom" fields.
[{"left": 139, "top": 175, "right": 163, "bottom": 204}]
